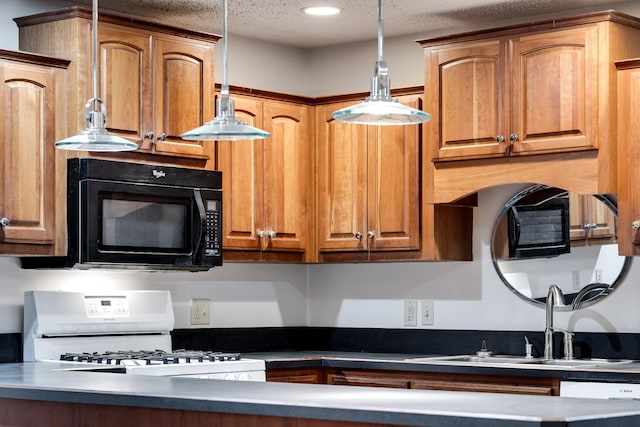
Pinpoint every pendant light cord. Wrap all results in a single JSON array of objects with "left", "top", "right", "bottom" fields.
[
  {"left": 92, "top": 0, "right": 99, "bottom": 106},
  {"left": 330, "top": 0, "right": 431, "bottom": 124},
  {"left": 221, "top": 0, "right": 229, "bottom": 97},
  {"left": 377, "top": 0, "right": 383, "bottom": 63}
]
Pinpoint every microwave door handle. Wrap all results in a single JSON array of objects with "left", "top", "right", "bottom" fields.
[
  {"left": 510, "top": 206, "right": 521, "bottom": 246},
  {"left": 192, "top": 190, "right": 206, "bottom": 263}
]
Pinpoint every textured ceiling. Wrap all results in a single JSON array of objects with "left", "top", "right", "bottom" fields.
[{"left": 59, "top": 0, "right": 632, "bottom": 48}]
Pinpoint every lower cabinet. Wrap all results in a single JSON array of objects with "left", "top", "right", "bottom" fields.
[
  {"left": 0, "top": 398, "right": 380, "bottom": 427},
  {"left": 268, "top": 367, "right": 560, "bottom": 396},
  {"left": 266, "top": 367, "right": 324, "bottom": 384}
]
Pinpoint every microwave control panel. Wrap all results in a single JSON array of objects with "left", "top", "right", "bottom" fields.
[{"left": 205, "top": 198, "right": 221, "bottom": 256}]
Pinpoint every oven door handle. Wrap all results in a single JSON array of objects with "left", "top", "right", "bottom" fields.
[{"left": 192, "top": 189, "right": 207, "bottom": 264}]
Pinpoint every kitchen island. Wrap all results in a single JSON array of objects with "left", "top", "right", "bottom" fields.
[{"left": 1, "top": 362, "right": 640, "bottom": 426}]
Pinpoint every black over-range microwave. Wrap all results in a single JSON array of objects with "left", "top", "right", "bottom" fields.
[
  {"left": 22, "top": 158, "right": 222, "bottom": 270},
  {"left": 507, "top": 189, "right": 571, "bottom": 259}
]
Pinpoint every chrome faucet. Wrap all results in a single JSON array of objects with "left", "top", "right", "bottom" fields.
[{"left": 544, "top": 284, "right": 566, "bottom": 359}]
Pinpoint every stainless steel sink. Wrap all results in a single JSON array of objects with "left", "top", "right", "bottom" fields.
[
  {"left": 408, "top": 355, "right": 532, "bottom": 364},
  {"left": 405, "top": 354, "right": 634, "bottom": 368}
]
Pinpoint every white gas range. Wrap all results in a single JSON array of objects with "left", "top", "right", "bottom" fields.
[{"left": 23, "top": 290, "right": 265, "bottom": 381}]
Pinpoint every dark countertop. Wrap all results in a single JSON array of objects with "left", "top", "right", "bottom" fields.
[
  {"left": 2, "top": 361, "right": 640, "bottom": 426},
  {"left": 249, "top": 350, "right": 640, "bottom": 382}
]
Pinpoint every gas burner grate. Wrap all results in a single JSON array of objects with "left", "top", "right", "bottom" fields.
[{"left": 60, "top": 350, "right": 242, "bottom": 365}]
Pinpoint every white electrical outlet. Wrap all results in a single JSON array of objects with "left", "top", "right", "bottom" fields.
[
  {"left": 190, "top": 298, "right": 210, "bottom": 325},
  {"left": 422, "top": 300, "right": 434, "bottom": 325},
  {"left": 404, "top": 300, "right": 418, "bottom": 327}
]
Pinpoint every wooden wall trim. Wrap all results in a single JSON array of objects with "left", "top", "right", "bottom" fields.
[
  {"left": 224, "top": 85, "right": 424, "bottom": 106},
  {"left": 313, "top": 86, "right": 424, "bottom": 105}
]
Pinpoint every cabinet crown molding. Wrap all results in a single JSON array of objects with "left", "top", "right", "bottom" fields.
[
  {"left": 416, "top": 10, "right": 640, "bottom": 47},
  {"left": 13, "top": 6, "right": 221, "bottom": 44}
]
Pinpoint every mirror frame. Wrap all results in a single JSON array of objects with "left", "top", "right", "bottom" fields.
[{"left": 490, "top": 184, "right": 632, "bottom": 311}]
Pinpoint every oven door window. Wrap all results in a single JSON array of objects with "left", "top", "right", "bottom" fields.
[{"left": 100, "top": 194, "right": 190, "bottom": 253}]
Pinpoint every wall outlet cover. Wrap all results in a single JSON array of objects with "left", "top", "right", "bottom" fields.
[
  {"left": 190, "top": 298, "right": 210, "bottom": 325},
  {"left": 404, "top": 300, "right": 418, "bottom": 327},
  {"left": 422, "top": 300, "right": 434, "bottom": 326}
]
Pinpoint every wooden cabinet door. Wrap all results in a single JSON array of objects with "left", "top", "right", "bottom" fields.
[
  {"left": 218, "top": 96, "right": 312, "bottom": 260},
  {"left": 428, "top": 40, "right": 508, "bottom": 160},
  {"left": 262, "top": 101, "right": 311, "bottom": 253},
  {"left": 217, "top": 96, "right": 265, "bottom": 251},
  {"left": 327, "top": 373, "right": 410, "bottom": 389},
  {"left": 511, "top": 27, "right": 597, "bottom": 155},
  {"left": 317, "top": 102, "right": 368, "bottom": 251},
  {"left": 152, "top": 36, "right": 214, "bottom": 158},
  {"left": 411, "top": 379, "right": 555, "bottom": 395},
  {"left": 0, "top": 62, "right": 56, "bottom": 245},
  {"left": 617, "top": 62, "right": 640, "bottom": 255},
  {"left": 569, "top": 192, "right": 588, "bottom": 241},
  {"left": 569, "top": 193, "right": 616, "bottom": 242},
  {"left": 367, "top": 96, "right": 421, "bottom": 250},
  {"left": 99, "top": 24, "right": 152, "bottom": 150}
]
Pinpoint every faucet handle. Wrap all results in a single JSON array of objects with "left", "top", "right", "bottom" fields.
[{"left": 562, "top": 330, "right": 574, "bottom": 360}]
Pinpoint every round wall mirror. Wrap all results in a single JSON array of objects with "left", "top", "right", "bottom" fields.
[{"left": 491, "top": 185, "right": 632, "bottom": 310}]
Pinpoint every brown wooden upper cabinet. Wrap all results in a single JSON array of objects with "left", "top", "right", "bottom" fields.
[
  {"left": 568, "top": 193, "right": 616, "bottom": 243},
  {"left": 15, "top": 7, "right": 218, "bottom": 168},
  {"left": 426, "top": 27, "right": 596, "bottom": 162},
  {"left": 316, "top": 96, "right": 422, "bottom": 262},
  {"left": 217, "top": 94, "right": 315, "bottom": 262},
  {"left": 616, "top": 59, "right": 640, "bottom": 256},
  {"left": 0, "top": 51, "right": 68, "bottom": 256},
  {"left": 98, "top": 24, "right": 214, "bottom": 158},
  {"left": 420, "top": 11, "right": 640, "bottom": 204}
]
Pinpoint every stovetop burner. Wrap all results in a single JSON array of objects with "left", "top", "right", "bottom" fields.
[{"left": 59, "top": 350, "right": 242, "bottom": 365}]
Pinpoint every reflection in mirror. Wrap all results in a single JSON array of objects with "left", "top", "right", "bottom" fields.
[{"left": 491, "top": 185, "right": 632, "bottom": 311}]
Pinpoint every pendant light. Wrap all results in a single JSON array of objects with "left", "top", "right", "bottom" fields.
[
  {"left": 182, "top": 0, "right": 270, "bottom": 141},
  {"left": 332, "top": 0, "right": 431, "bottom": 125},
  {"left": 55, "top": 0, "right": 138, "bottom": 151}
]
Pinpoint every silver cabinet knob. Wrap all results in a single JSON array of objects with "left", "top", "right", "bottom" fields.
[
  {"left": 632, "top": 221, "right": 640, "bottom": 230},
  {"left": 157, "top": 133, "right": 166, "bottom": 141},
  {"left": 496, "top": 135, "right": 505, "bottom": 143},
  {"left": 509, "top": 134, "right": 519, "bottom": 143},
  {"left": 144, "top": 131, "right": 154, "bottom": 139},
  {"left": 0, "top": 218, "right": 8, "bottom": 227},
  {"left": 367, "top": 231, "right": 375, "bottom": 239},
  {"left": 354, "top": 232, "right": 363, "bottom": 240},
  {"left": 268, "top": 231, "right": 276, "bottom": 239},
  {"left": 257, "top": 230, "right": 265, "bottom": 238}
]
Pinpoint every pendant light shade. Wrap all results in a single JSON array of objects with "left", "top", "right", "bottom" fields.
[
  {"left": 55, "top": 0, "right": 138, "bottom": 151},
  {"left": 182, "top": 0, "right": 269, "bottom": 141},
  {"left": 332, "top": 0, "right": 431, "bottom": 126}
]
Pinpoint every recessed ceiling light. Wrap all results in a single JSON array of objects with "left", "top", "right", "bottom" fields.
[{"left": 302, "top": 6, "right": 342, "bottom": 16}]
